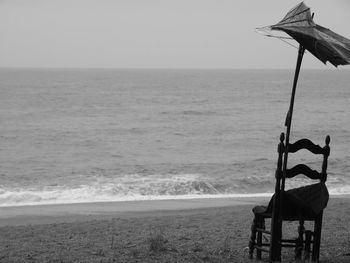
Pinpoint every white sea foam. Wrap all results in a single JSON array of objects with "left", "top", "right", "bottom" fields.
[
  {"left": 0, "top": 173, "right": 221, "bottom": 206},
  {"left": 1, "top": 187, "right": 349, "bottom": 207},
  {"left": 0, "top": 175, "right": 349, "bottom": 207},
  {"left": 0, "top": 189, "right": 275, "bottom": 207},
  {"left": 328, "top": 185, "right": 350, "bottom": 196},
  {"left": 0, "top": 172, "right": 267, "bottom": 206}
]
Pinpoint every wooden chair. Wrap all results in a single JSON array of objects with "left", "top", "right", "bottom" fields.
[{"left": 248, "top": 132, "right": 330, "bottom": 262}]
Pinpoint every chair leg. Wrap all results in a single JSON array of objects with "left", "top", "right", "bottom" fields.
[
  {"left": 270, "top": 219, "right": 282, "bottom": 262},
  {"left": 312, "top": 212, "right": 323, "bottom": 262},
  {"left": 256, "top": 217, "right": 265, "bottom": 260},
  {"left": 295, "top": 220, "right": 304, "bottom": 260},
  {"left": 249, "top": 216, "right": 258, "bottom": 259},
  {"left": 304, "top": 230, "right": 312, "bottom": 261}
]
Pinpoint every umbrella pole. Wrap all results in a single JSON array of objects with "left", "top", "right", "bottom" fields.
[
  {"left": 285, "top": 45, "right": 305, "bottom": 142},
  {"left": 283, "top": 44, "right": 305, "bottom": 180}
]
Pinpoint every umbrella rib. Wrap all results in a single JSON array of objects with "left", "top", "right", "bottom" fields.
[
  {"left": 256, "top": 26, "right": 289, "bottom": 38},
  {"left": 279, "top": 8, "right": 310, "bottom": 23},
  {"left": 266, "top": 34, "right": 294, "bottom": 40},
  {"left": 272, "top": 18, "right": 312, "bottom": 27}
]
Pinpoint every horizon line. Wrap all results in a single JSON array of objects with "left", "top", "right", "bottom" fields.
[{"left": 0, "top": 66, "right": 347, "bottom": 71}]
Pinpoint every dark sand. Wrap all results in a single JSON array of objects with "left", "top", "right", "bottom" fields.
[{"left": 0, "top": 196, "right": 349, "bottom": 262}]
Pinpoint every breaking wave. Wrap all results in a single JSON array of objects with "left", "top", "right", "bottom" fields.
[{"left": 0, "top": 173, "right": 348, "bottom": 207}]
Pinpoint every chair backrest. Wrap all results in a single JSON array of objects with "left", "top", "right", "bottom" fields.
[
  {"left": 282, "top": 133, "right": 330, "bottom": 192},
  {"left": 273, "top": 132, "right": 330, "bottom": 197}
]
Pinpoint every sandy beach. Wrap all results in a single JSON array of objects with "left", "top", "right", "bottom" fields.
[{"left": 0, "top": 196, "right": 349, "bottom": 262}]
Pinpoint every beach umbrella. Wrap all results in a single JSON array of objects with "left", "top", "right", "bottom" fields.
[
  {"left": 257, "top": 3, "right": 350, "bottom": 261},
  {"left": 271, "top": 2, "right": 350, "bottom": 67},
  {"left": 259, "top": 1, "right": 350, "bottom": 154}
]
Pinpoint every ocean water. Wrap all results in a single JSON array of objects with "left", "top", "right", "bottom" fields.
[{"left": 0, "top": 68, "right": 349, "bottom": 206}]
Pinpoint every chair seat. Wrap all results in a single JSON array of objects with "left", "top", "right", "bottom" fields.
[
  {"left": 252, "top": 205, "right": 270, "bottom": 217},
  {"left": 253, "top": 182, "right": 329, "bottom": 220}
]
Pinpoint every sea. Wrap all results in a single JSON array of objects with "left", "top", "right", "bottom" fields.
[{"left": 0, "top": 68, "right": 349, "bottom": 207}]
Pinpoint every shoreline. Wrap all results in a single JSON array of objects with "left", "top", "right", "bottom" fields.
[
  {"left": 0, "top": 194, "right": 349, "bottom": 227},
  {"left": 0, "top": 196, "right": 269, "bottom": 227},
  {"left": 0, "top": 193, "right": 275, "bottom": 209}
]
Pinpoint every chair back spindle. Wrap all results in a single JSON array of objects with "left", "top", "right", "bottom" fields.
[{"left": 321, "top": 135, "right": 330, "bottom": 182}]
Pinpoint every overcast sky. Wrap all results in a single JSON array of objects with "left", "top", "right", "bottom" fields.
[{"left": 1, "top": 0, "right": 349, "bottom": 69}]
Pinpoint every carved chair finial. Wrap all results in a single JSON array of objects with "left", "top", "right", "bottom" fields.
[
  {"left": 325, "top": 135, "right": 330, "bottom": 146},
  {"left": 280, "top": 132, "right": 285, "bottom": 142}
]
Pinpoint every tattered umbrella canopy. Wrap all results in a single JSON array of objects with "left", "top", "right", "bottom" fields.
[
  {"left": 270, "top": 2, "right": 350, "bottom": 67},
  {"left": 257, "top": 1, "right": 350, "bottom": 141}
]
